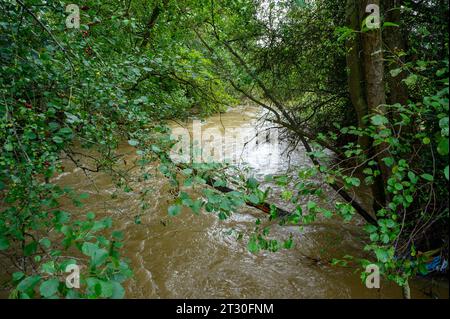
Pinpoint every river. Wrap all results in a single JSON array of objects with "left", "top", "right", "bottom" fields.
[{"left": 4, "top": 105, "right": 447, "bottom": 298}]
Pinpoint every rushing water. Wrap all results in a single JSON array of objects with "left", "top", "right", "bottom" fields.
[{"left": 3, "top": 105, "right": 446, "bottom": 298}]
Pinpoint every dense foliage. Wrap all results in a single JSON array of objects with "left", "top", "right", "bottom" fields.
[{"left": 1, "top": 0, "right": 448, "bottom": 298}]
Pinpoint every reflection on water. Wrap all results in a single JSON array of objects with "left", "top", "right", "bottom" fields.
[{"left": 7, "top": 105, "right": 446, "bottom": 299}]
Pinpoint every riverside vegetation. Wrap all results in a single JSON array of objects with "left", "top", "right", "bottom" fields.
[{"left": 0, "top": 0, "right": 448, "bottom": 299}]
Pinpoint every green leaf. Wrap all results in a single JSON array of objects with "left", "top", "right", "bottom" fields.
[
  {"left": 12, "top": 272, "right": 25, "bottom": 282},
  {"left": 128, "top": 139, "right": 139, "bottom": 146},
  {"left": 421, "top": 174, "right": 434, "bottom": 182},
  {"left": 347, "top": 177, "right": 361, "bottom": 187},
  {"left": 307, "top": 201, "right": 317, "bottom": 210},
  {"left": 24, "top": 241, "right": 38, "bottom": 256},
  {"left": 151, "top": 145, "right": 161, "bottom": 153},
  {"left": 382, "top": 157, "right": 395, "bottom": 167},
  {"left": 182, "top": 168, "right": 193, "bottom": 176},
  {"left": 189, "top": 200, "right": 203, "bottom": 215},
  {"left": 86, "top": 278, "right": 101, "bottom": 297},
  {"left": 444, "top": 166, "right": 449, "bottom": 181},
  {"left": 4, "top": 143, "right": 14, "bottom": 152},
  {"left": 418, "top": 262, "right": 429, "bottom": 276},
  {"left": 408, "top": 171, "right": 417, "bottom": 182},
  {"left": 375, "top": 248, "right": 390, "bottom": 263},
  {"left": 390, "top": 68, "right": 402, "bottom": 78},
  {"left": 99, "top": 280, "right": 113, "bottom": 298},
  {"left": 24, "top": 131, "right": 37, "bottom": 140},
  {"left": 58, "top": 127, "right": 73, "bottom": 135},
  {"left": 436, "top": 68, "right": 447, "bottom": 77},
  {"left": 81, "top": 242, "right": 98, "bottom": 257},
  {"left": 247, "top": 237, "right": 259, "bottom": 253},
  {"left": 0, "top": 236, "right": 10, "bottom": 250},
  {"left": 213, "top": 179, "right": 226, "bottom": 187},
  {"left": 383, "top": 22, "right": 399, "bottom": 28},
  {"left": 437, "top": 138, "right": 449, "bottom": 155},
  {"left": 381, "top": 234, "right": 390, "bottom": 244},
  {"left": 439, "top": 117, "right": 449, "bottom": 136},
  {"left": 247, "top": 194, "right": 260, "bottom": 205},
  {"left": 283, "top": 237, "right": 294, "bottom": 249},
  {"left": 183, "top": 177, "right": 193, "bottom": 187},
  {"left": 39, "top": 238, "right": 51, "bottom": 249},
  {"left": 403, "top": 74, "right": 418, "bottom": 86},
  {"left": 371, "top": 114, "right": 389, "bottom": 126},
  {"left": 41, "top": 261, "right": 56, "bottom": 274},
  {"left": 66, "top": 289, "right": 81, "bottom": 299},
  {"left": 53, "top": 211, "right": 71, "bottom": 224},
  {"left": 111, "top": 281, "right": 125, "bottom": 299},
  {"left": 112, "top": 231, "right": 124, "bottom": 240},
  {"left": 79, "top": 193, "right": 89, "bottom": 200},
  {"left": 168, "top": 204, "right": 182, "bottom": 217},
  {"left": 39, "top": 279, "right": 59, "bottom": 298},
  {"left": 17, "top": 275, "right": 41, "bottom": 292},
  {"left": 91, "top": 248, "right": 109, "bottom": 267},
  {"left": 405, "top": 195, "right": 414, "bottom": 203},
  {"left": 385, "top": 219, "right": 396, "bottom": 228},
  {"left": 394, "top": 183, "right": 403, "bottom": 190},
  {"left": 365, "top": 225, "right": 377, "bottom": 234},
  {"left": 52, "top": 136, "right": 64, "bottom": 144},
  {"left": 246, "top": 177, "right": 259, "bottom": 189}
]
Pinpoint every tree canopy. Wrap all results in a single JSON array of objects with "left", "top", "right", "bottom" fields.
[{"left": 1, "top": 0, "right": 448, "bottom": 299}]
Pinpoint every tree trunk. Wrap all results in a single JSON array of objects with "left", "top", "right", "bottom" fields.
[
  {"left": 344, "top": 0, "right": 390, "bottom": 211},
  {"left": 361, "top": 0, "right": 391, "bottom": 211},
  {"left": 361, "top": 0, "right": 386, "bottom": 116},
  {"left": 382, "top": 0, "right": 409, "bottom": 106},
  {"left": 345, "top": 0, "right": 370, "bottom": 150},
  {"left": 140, "top": 0, "right": 169, "bottom": 48}
]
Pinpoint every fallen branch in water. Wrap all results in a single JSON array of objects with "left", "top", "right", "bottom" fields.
[
  {"left": 175, "top": 163, "right": 291, "bottom": 218},
  {"left": 204, "top": 175, "right": 291, "bottom": 218}
]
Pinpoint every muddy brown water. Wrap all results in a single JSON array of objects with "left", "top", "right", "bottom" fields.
[{"left": 2, "top": 105, "right": 448, "bottom": 298}]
